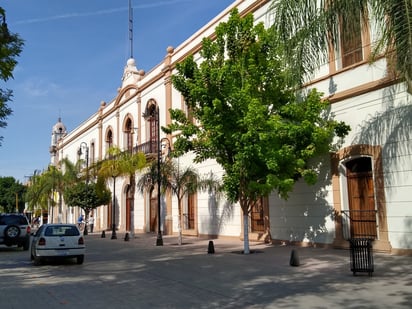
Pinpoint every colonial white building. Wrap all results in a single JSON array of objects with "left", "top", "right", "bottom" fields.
[{"left": 49, "top": 0, "right": 412, "bottom": 255}]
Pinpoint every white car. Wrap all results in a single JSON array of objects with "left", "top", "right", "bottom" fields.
[{"left": 30, "top": 224, "right": 85, "bottom": 265}]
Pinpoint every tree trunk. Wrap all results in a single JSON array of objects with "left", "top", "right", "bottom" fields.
[
  {"left": 130, "top": 175, "right": 136, "bottom": 238},
  {"left": 243, "top": 212, "right": 250, "bottom": 254},
  {"left": 84, "top": 209, "right": 89, "bottom": 235},
  {"left": 178, "top": 198, "right": 183, "bottom": 245}
]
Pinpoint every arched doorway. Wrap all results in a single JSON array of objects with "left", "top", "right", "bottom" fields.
[
  {"left": 331, "top": 144, "right": 391, "bottom": 252},
  {"left": 126, "top": 185, "right": 132, "bottom": 232},
  {"left": 345, "top": 157, "right": 377, "bottom": 239}
]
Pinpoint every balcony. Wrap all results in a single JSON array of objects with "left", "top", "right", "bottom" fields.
[{"left": 133, "top": 140, "right": 158, "bottom": 157}]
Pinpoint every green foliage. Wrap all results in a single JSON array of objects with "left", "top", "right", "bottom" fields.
[
  {"left": 269, "top": 0, "right": 412, "bottom": 92},
  {"left": 0, "top": 7, "right": 24, "bottom": 145},
  {"left": 97, "top": 146, "right": 146, "bottom": 189},
  {"left": 0, "top": 176, "right": 25, "bottom": 213},
  {"left": 25, "top": 159, "right": 90, "bottom": 213},
  {"left": 64, "top": 181, "right": 111, "bottom": 214},
  {"left": 25, "top": 166, "right": 60, "bottom": 211},
  {"left": 168, "top": 8, "right": 350, "bottom": 211}
]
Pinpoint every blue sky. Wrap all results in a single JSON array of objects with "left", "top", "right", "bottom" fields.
[{"left": 0, "top": 0, "right": 234, "bottom": 182}]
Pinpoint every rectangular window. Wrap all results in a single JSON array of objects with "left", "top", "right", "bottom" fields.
[
  {"left": 250, "top": 198, "right": 265, "bottom": 233},
  {"left": 183, "top": 194, "right": 195, "bottom": 230},
  {"left": 340, "top": 14, "right": 363, "bottom": 68}
]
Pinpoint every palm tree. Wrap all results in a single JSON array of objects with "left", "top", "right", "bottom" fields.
[
  {"left": 269, "top": 0, "right": 412, "bottom": 92},
  {"left": 25, "top": 170, "right": 52, "bottom": 215},
  {"left": 25, "top": 159, "right": 79, "bottom": 223},
  {"left": 138, "top": 159, "right": 222, "bottom": 245},
  {"left": 136, "top": 160, "right": 164, "bottom": 239},
  {"left": 116, "top": 149, "right": 146, "bottom": 237},
  {"left": 164, "top": 161, "right": 200, "bottom": 245},
  {"left": 98, "top": 146, "right": 146, "bottom": 238}
]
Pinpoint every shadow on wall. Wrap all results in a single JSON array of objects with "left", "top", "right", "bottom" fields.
[
  {"left": 353, "top": 86, "right": 411, "bottom": 186},
  {"left": 270, "top": 157, "right": 335, "bottom": 245},
  {"left": 400, "top": 217, "right": 412, "bottom": 250},
  {"left": 202, "top": 191, "right": 234, "bottom": 237},
  {"left": 353, "top": 85, "right": 412, "bottom": 248}
]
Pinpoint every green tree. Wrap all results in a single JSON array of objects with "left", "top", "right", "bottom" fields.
[
  {"left": 64, "top": 181, "right": 111, "bottom": 221},
  {"left": 137, "top": 159, "right": 221, "bottom": 245},
  {"left": 0, "top": 176, "right": 25, "bottom": 213},
  {"left": 97, "top": 146, "right": 146, "bottom": 238},
  {"left": 163, "top": 161, "right": 200, "bottom": 246},
  {"left": 115, "top": 148, "right": 146, "bottom": 237},
  {"left": 136, "top": 160, "right": 168, "bottom": 243},
  {"left": 0, "top": 7, "right": 24, "bottom": 145},
  {"left": 25, "top": 167, "right": 59, "bottom": 216},
  {"left": 166, "top": 9, "right": 350, "bottom": 253},
  {"left": 25, "top": 159, "right": 80, "bottom": 223},
  {"left": 136, "top": 160, "right": 157, "bottom": 204},
  {"left": 269, "top": 0, "right": 412, "bottom": 92}
]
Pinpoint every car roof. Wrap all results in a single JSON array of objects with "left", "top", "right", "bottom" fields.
[{"left": 42, "top": 223, "right": 78, "bottom": 227}]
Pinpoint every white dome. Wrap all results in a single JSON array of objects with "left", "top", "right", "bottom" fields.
[
  {"left": 127, "top": 58, "right": 136, "bottom": 67},
  {"left": 52, "top": 117, "right": 66, "bottom": 134}
]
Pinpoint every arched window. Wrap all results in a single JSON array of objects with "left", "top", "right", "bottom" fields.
[
  {"left": 106, "top": 129, "right": 113, "bottom": 151},
  {"left": 124, "top": 118, "right": 133, "bottom": 152},
  {"left": 143, "top": 99, "right": 159, "bottom": 154},
  {"left": 90, "top": 142, "right": 95, "bottom": 165}
]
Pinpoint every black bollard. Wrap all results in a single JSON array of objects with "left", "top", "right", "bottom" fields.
[
  {"left": 124, "top": 233, "right": 130, "bottom": 241},
  {"left": 101, "top": 230, "right": 106, "bottom": 238},
  {"left": 207, "top": 240, "right": 215, "bottom": 254},
  {"left": 290, "top": 249, "right": 300, "bottom": 266}
]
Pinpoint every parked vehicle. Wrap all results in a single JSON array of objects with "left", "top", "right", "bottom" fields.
[
  {"left": 0, "top": 213, "right": 31, "bottom": 250},
  {"left": 30, "top": 224, "right": 85, "bottom": 265}
]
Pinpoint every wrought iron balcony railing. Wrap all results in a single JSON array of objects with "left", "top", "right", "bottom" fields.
[{"left": 133, "top": 140, "right": 158, "bottom": 156}]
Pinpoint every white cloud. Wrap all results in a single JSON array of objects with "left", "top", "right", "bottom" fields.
[
  {"left": 19, "top": 78, "right": 62, "bottom": 97},
  {"left": 14, "top": 0, "right": 192, "bottom": 25}
]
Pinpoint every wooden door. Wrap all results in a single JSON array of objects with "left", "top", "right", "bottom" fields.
[
  {"left": 185, "top": 194, "right": 195, "bottom": 230},
  {"left": 126, "top": 187, "right": 132, "bottom": 232},
  {"left": 150, "top": 197, "right": 157, "bottom": 232},
  {"left": 346, "top": 158, "right": 377, "bottom": 238},
  {"left": 251, "top": 198, "right": 265, "bottom": 233}
]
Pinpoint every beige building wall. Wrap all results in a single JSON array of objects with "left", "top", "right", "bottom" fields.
[{"left": 51, "top": 0, "right": 412, "bottom": 254}]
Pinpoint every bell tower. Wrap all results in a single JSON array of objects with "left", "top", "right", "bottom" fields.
[{"left": 49, "top": 117, "right": 67, "bottom": 165}]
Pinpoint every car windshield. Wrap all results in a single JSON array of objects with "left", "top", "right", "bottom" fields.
[{"left": 44, "top": 226, "right": 80, "bottom": 237}]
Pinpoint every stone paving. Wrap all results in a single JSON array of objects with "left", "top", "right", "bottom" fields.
[{"left": 0, "top": 233, "right": 411, "bottom": 308}]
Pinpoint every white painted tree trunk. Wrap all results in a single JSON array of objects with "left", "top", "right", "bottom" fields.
[{"left": 243, "top": 213, "right": 250, "bottom": 254}]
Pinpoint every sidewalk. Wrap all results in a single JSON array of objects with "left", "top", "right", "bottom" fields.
[{"left": 88, "top": 233, "right": 412, "bottom": 308}]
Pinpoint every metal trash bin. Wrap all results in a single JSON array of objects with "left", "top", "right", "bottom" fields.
[{"left": 349, "top": 238, "right": 374, "bottom": 276}]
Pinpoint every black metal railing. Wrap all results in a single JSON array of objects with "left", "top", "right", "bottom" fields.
[
  {"left": 133, "top": 140, "right": 158, "bottom": 156},
  {"left": 341, "top": 210, "right": 377, "bottom": 240}
]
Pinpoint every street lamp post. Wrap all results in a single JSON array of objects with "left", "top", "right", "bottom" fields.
[
  {"left": 78, "top": 142, "right": 89, "bottom": 234},
  {"left": 156, "top": 108, "right": 163, "bottom": 246},
  {"left": 143, "top": 103, "right": 170, "bottom": 246},
  {"left": 111, "top": 174, "right": 117, "bottom": 239}
]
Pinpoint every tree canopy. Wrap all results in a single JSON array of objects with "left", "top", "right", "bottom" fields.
[
  {"left": 0, "top": 176, "right": 25, "bottom": 213},
  {"left": 0, "top": 7, "right": 24, "bottom": 145},
  {"left": 166, "top": 9, "right": 350, "bottom": 253},
  {"left": 64, "top": 180, "right": 111, "bottom": 215}
]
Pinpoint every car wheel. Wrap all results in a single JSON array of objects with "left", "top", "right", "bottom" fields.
[
  {"left": 76, "top": 255, "right": 84, "bottom": 265},
  {"left": 33, "top": 255, "right": 42, "bottom": 266},
  {"left": 4, "top": 225, "right": 20, "bottom": 240}
]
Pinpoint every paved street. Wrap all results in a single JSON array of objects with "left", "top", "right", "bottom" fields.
[{"left": 0, "top": 233, "right": 411, "bottom": 309}]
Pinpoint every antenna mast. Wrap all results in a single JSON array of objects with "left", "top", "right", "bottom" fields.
[{"left": 129, "top": 0, "right": 133, "bottom": 59}]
